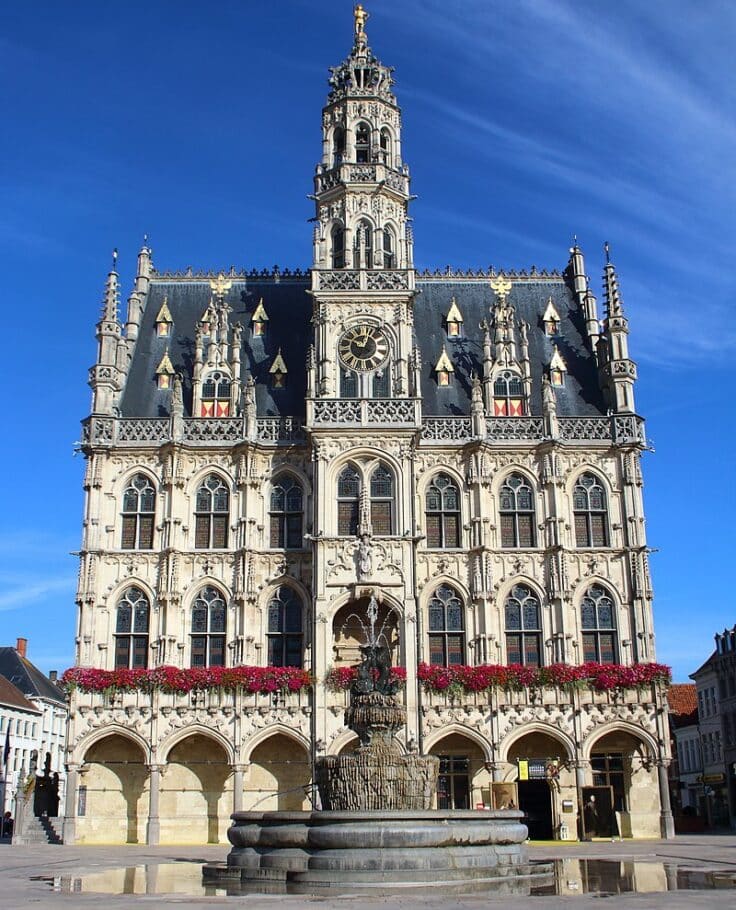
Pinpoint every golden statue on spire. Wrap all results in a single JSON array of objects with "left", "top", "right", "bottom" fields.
[{"left": 354, "top": 4, "right": 369, "bottom": 39}]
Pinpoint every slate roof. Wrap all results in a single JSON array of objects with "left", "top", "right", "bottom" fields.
[
  {"left": 0, "top": 675, "right": 41, "bottom": 714},
  {"left": 0, "top": 648, "right": 66, "bottom": 707},
  {"left": 119, "top": 274, "right": 605, "bottom": 419}
]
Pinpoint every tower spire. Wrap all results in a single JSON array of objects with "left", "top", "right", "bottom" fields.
[{"left": 598, "top": 244, "right": 637, "bottom": 413}]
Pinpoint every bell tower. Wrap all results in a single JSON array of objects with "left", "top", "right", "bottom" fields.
[{"left": 309, "top": 4, "right": 418, "bottom": 403}]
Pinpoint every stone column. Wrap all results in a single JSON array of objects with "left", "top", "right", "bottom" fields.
[
  {"left": 574, "top": 759, "right": 589, "bottom": 841},
  {"left": 62, "top": 762, "right": 79, "bottom": 845},
  {"left": 657, "top": 760, "right": 675, "bottom": 839},
  {"left": 146, "top": 764, "right": 162, "bottom": 846},
  {"left": 232, "top": 764, "right": 246, "bottom": 814}
]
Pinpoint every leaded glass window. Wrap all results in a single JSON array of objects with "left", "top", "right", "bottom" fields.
[
  {"left": 425, "top": 473, "right": 461, "bottom": 549},
  {"left": 121, "top": 474, "right": 155, "bottom": 550},
  {"left": 340, "top": 369, "right": 358, "bottom": 398},
  {"left": 200, "top": 371, "right": 231, "bottom": 417},
  {"left": 191, "top": 586, "right": 226, "bottom": 667},
  {"left": 194, "top": 474, "right": 229, "bottom": 549},
  {"left": 355, "top": 122, "right": 370, "bottom": 163},
  {"left": 504, "top": 584, "right": 542, "bottom": 666},
  {"left": 337, "top": 465, "right": 360, "bottom": 536},
  {"left": 370, "top": 463, "right": 394, "bottom": 536},
  {"left": 269, "top": 474, "right": 303, "bottom": 549},
  {"left": 115, "top": 587, "right": 150, "bottom": 669},
  {"left": 493, "top": 370, "right": 525, "bottom": 417},
  {"left": 573, "top": 473, "right": 609, "bottom": 547},
  {"left": 332, "top": 225, "right": 345, "bottom": 269},
  {"left": 428, "top": 584, "right": 465, "bottom": 666},
  {"left": 354, "top": 219, "right": 373, "bottom": 268},
  {"left": 267, "top": 586, "right": 303, "bottom": 667},
  {"left": 499, "top": 473, "right": 536, "bottom": 548},
  {"left": 581, "top": 584, "right": 617, "bottom": 663},
  {"left": 372, "top": 367, "right": 390, "bottom": 398},
  {"left": 383, "top": 227, "right": 396, "bottom": 268}
]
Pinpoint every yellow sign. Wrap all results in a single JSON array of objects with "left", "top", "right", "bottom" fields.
[{"left": 518, "top": 760, "right": 529, "bottom": 781}]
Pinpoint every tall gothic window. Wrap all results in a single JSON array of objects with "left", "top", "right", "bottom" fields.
[
  {"left": 354, "top": 219, "right": 373, "bottom": 268},
  {"left": 331, "top": 225, "right": 345, "bottom": 269},
  {"left": 332, "top": 126, "right": 345, "bottom": 166},
  {"left": 425, "top": 473, "right": 461, "bottom": 549},
  {"left": 379, "top": 127, "right": 391, "bottom": 164},
  {"left": 114, "top": 587, "right": 150, "bottom": 669},
  {"left": 191, "top": 586, "right": 226, "bottom": 667},
  {"left": 201, "top": 371, "right": 231, "bottom": 417},
  {"left": 493, "top": 371, "right": 525, "bottom": 416},
  {"left": 340, "top": 368, "right": 358, "bottom": 398},
  {"left": 269, "top": 474, "right": 303, "bottom": 549},
  {"left": 370, "top": 463, "right": 394, "bottom": 535},
  {"left": 499, "top": 473, "right": 536, "bottom": 548},
  {"left": 505, "top": 584, "right": 542, "bottom": 666},
  {"left": 371, "top": 367, "right": 390, "bottom": 398},
  {"left": 428, "top": 584, "right": 465, "bottom": 666},
  {"left": 573, "top": 473, "right": 609, "bottom": 547},
  {"left": 337, "top": 464, "right": 360, "bottom": 536},
  {"left": 267, "top": 586, "right": 303, "bottom": 667},
  {"left": 355, "top": 122, "right": 371, "bottom": 163},
  {"left": 581, "top": 584, "right": 618, "bottom": 663},
  {"left": 195, "top": 474, "right": 229, "bottom": 549},
  {"left": 121, "top": 474, "right": 155, "bottom": 550},
  {"left": 383, "top": 227, "right": 396, "bottom": 268}
]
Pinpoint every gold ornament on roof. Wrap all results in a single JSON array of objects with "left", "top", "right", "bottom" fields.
[
  {"left": 354, "top": 4, "right": 369, "bottom": 37},
  {"left": 210, "top": 272, "right": 232, "bottom": 298},
  {"left": 490, "top": 276, "right": 512, "bottom": 302}
]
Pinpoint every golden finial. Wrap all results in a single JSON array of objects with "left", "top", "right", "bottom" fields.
[
  {"left": 354, "top": 4, "right": 369, "bottom": 39},
  {"left": 210, "top": 271, "right": 232, "bottom": 298},
  {"left": 490, "top": 275, "right": 512, "bottom": 302}
]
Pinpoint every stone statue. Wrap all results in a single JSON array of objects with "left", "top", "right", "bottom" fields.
[
  {"left": 171, "top": 373, "right": 184, "bottom": 417},
  {"left": 542, "top": 374, "right": 557, "bottom": 414},
  {"left": 357, "top": 533, "right": 372, "bottom": 580}
]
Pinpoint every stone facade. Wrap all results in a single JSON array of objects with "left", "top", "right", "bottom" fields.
[{"left": 64, "top": 8, "right": 673, "bottom": 844}]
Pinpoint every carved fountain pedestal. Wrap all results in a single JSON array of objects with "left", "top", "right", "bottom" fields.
[{"left": 205, "top": 636, "right": 549, "bottom": 893}]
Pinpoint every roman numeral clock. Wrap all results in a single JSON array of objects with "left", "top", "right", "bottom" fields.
[{"left": 339, "top": 324, "right": 389, "bottom": 372}]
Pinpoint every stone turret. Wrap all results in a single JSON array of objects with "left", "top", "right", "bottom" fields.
[
  {"left": 598, "top": 244, "right": 637, "bottom": 413},
  {"left": 565, "top": 240, "right": 599, "bottom": 353},
  {"left": 89, "top": 251, "right": 123, "bottom": 415}
]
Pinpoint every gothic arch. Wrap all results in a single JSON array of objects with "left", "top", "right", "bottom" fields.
[
  {"left": 268, "top": 465, "right": 313, "bottom": 499},
  {"left": 416, "top": 464, "right": 465, "bottom": 497},
  {"left": 419, "top": 575, "right": 471, "bottom": 610},
  {"left": 564, "top": 466, "right": 615, "bottom": 502},
  {"left": 495, "top": 575, "right": 547, "bottom": 609},
  {"left": 75, "top": 725, "right": 149, "bottom": 765},
  {"left": 181, "top": 576, "right": 232, "bottom": 606},
  {"left": 328, "top": 449, "right": 402, "bottom": 488},
  {"left": 114, "top": 467, "right": 160, "bottom": 499},
  {"left": 187, "top": 465, "right": 235, "bottom": 499},
  {"left": 327, "top": 729, "right": 360, "bottom": 756},
  {"left": 582, "top": 722, "right": 658, "bottom": 761},
  {"left": 571, "top": 576, "right": 620, "bottom": 609},
  {"left": 160, "top": 724, "right": 235, "bottom": 764},
  {"left": 492, "top": 465, "right": 540, "bottom": 500},
  {"left": 499, "top": 722, "right": 575, "bottom": 763},
  {"left": 423, "top": 724, "right": 493, "bottom": 763},
  {"left": 242, "top": 725, "right": 310, "bottom": 762},
  {"left": 102, "top": 577, "right": 156, "bottom": 611}
]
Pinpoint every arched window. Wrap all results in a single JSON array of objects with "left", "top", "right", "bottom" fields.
[
  {"left": 267, "top": 587, "right": 303, "bottom": 667},
  {"left": 331, "top": 225, "right": 345, "bottom": 269},
  {"left": 333, "top": 126, "right": 345, "bottom": 166},
  {"left": 428, "top": 584, "right": 465, "bottom": 666},
  {"left": 425, "top": 473, "right": 461, "bottom": 548},
  {"left": 379, "top": 127, "right": 391, "bottom": 164},
  {"left": 121, "top": 474, "right": 155, "bottom": 550},
  {"left": 581, "top": 584, "right": 617, "bottom": 663},
  {"left": 499, "top": 474, "right": 536, "bottom": 548},
  {"left": 573, "top": 473, "right": 609, "bottom": 547},
  {"left": 371, "top": 366, "right": 390, "bottom": 398},
  {"left": 270, "top": 474, "right": 303, "bottom": 549},
  {"left": 504, "top": 584, "right": 542, "bottom": 666},
  {"left": 354, "top": 219, "right": 373, "bottom": 268},
  {"left": 115, "top": 587, "right": 150, "bottom": 669},
  {"left": 337, "top": 465, "right": 360, "bottom": 536},
  {"left": 191, "top": 586, "right": 226, "bottom": 667},
  {"left": 355, "top": 122, "right": 371, "bottom": 163},
  {"left": 493, "top": 371, "right": 525, "bottom": 416},
  {"left": 382, "top": 227, "right": 396, "bottom": 268},
  {"left": 370, "top": 463, "right": 394, "bottom": 535},
  {"left": 201, "top": 371, "right": 231, "bottom": 417},
  {"left": 195, "top": 474, "right": 229, "bottom": 549},
  {"left": 340, "top": 368, "right": 358, "bottom": 398}
]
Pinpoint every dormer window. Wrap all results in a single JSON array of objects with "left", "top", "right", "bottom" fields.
[
  {"left": 270, "top": 349, "right": 288, "bottom": 389},
  {"left": 493, "top": 370, "right": 525, "bottom": 416},
  {"left": 434, "top": 348, "right": 454, "bottom": 387},
  {"left": 355, "top": 122, "right": 371, "bottom": 163},
  {"left": 542, "top": 297, "right": 561, "bottom": 336},
  {"left": 252, "top": 299, "right": 268, "bottom": 337},
  {"left": 201, "top": 371, "right": 231, "bottom": 417},
  {"left": 156, "top": 351, "right": 175, "bottom": 390},
  {"left": 445, "top": 298, "right": 463, "bottom": 339},
  {"left": 155, "top": 298, "right": 173, "bottom": 337},
  {"left": 549, "top": 346, "right": 568, "bottom": 387}
]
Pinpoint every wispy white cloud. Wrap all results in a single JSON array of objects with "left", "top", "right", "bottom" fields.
[{"left": 0, "top": 576, "right": 76, "bottom": 613}]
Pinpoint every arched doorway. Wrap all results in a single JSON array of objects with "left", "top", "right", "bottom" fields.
[
  {"left": 507, "top": 731, "right": 572, "bottom": 840},
  {"left": 587, "top": 729, "right": 659, "bottom": 838},
  {"left": 160, "top": 734, "right": 231, "bottom": 844},
  {"left": 247, "top": 734, "right": 311, "bottom": 811},
  {"left": 428, "top": 733, "right": 488, "bottom": 810},
  {"left": 79, "top": 734, "right": 147, "bottom": 844},
  {"left": 332, "top": 596, "right": 400, "bottom": 667}
]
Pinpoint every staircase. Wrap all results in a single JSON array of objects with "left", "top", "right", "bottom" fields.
[{"left": 14, "top": 815, "right": 63, "bottom": 845}]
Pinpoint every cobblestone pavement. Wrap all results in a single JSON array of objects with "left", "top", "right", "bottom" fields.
[{"left": 1, "top": 836, "right": 736, "bottom": 909}]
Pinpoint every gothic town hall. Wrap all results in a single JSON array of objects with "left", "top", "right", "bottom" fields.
[{"left": 64, "top": 8, "right": 674, "bottom": 845}]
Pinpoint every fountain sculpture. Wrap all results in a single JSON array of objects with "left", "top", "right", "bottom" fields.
[{"left": 205, "top": 595, "right": 547, "bottom": 893}]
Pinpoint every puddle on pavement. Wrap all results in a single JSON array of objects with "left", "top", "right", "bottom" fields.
[{"left": 37, "top": 859, "right": 736, "bottom": 897}]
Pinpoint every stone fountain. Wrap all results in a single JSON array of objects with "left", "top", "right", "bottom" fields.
[{"left": 205, "top": 596, "right": 548, "bottom": 893}]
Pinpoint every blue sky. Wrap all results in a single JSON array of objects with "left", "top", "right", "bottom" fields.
[{"left": 1, "top": 0, "right": 733, "bottom": 682}]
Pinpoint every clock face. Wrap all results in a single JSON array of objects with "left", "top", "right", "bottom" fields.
[{"left": 339, "top": 324, "right": 389, "bottom": 371}]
